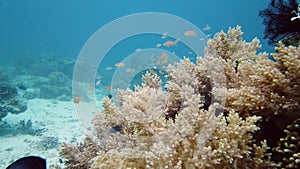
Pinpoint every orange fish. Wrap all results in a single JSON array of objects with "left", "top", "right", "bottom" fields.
[
  {"left": 159, "top": 70, "right": 165, "bottom": 75},
  {"left": 149, "top": 69, "right": 157, "bottom": 75},
  {"left": 161, "top": 52, "right": 168, "bottom": 59},
  {"left": 163, "top": 39, "right": 179, "bottom": 47},
  {"left": 156, "top": 59, "right": 161, "bottom": 65},
  {"left": 160, "top": 59, "right": 167, "bottom": 65},
  {"left": 106, "top": 86, "right": 112, "bottom": 90},
  {"left": 115, "top": 62, "right": 125, "bottom": 68},
  {"left": 73, "top": 97, "right": 83, "bottom": 103},
  {"left": 89, "top": 84, "right": 94, "bottom": 91},
  {"left": 184, "top": 30, "right": 197, "bottom": 37},
  {"left": 126, "top": 68, "right": 132, "bottom": 73}
]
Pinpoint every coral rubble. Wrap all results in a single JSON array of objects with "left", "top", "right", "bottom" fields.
[{"left": 60, "top": 26, "right": 299, "bottom": 168}]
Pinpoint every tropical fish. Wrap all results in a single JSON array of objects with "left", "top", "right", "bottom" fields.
[
  {"left": 89, "top": 84, "right": 94, "bottom": 91},
  {"left": 135, "top": 48, "right": 142, "bottom": 52},
  {"left": 106, "top": 86, "right": 112, "bottom": 90},
  {"left": 110, "top": 125, "right": 123, "bottom": 133},
  {"left": 160, "top": 59, "right": 168, "bottom": 65},
  {"left": 73, "top": 97, "right": 83, "bottom": 103},
  {"left": 105, "top": 67, "right": 113, "bottom": 70},
  {"left": 156, "top": 59, "right": 161, "bottom": 65},
  {"left": 156, "top": 43, "right": 162, "bottom": 48},
  {"left": 95, "top": 79, "right": 101, "bottom": 86},
  {"left": 6, "top": 156, "right": 46, "bottom": 169},
  {"left": 203, "top": 24, "right": 211, "bottom": 31},
  {"left": 159, "top": 70, "right": 165, "bottom": 75},
  {"left": 115, "top": 62, "right": 125, "bottom": 68},
  {"left": 161, "top": 52, "right": 168, "bottom": 60},
  {"left": 126, "top": 68, "right": 132, "bottom": 73},
  {"left": 161, "top": 32, "right": 168, "bottom": 39},
  {"left": 163, "top": 39, "right": 179, "bottom": 47},
  {"left": 149, "top": 69, "right": 157, "bottom": 75},
  {"left": 107, "top": 94, "right": 112, "bottom": 99},
  {"left": 184, "top": 30, "right": 197, "bottom": 36}
]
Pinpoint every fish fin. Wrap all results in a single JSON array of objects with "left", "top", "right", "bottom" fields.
[{"left": 6, "top": 156, "right": 46, "bottom": 169}]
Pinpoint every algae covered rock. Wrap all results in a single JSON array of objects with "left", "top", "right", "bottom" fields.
[
  {"left": 0, "top": 67, "right": 27, "bottom": 120},
  {"left": 14, "top": 54, "right": 75, "bottom": 78},
  {"left": 39, "top": 71, "right": 72, "bottom": 99}
]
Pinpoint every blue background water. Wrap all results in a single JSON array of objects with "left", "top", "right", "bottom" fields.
[{"left": 0, "top": 0, "right": 273, "bottom": 66}]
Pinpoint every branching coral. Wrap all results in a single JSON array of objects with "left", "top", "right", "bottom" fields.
[
  {"left": 60, "top": 136, "right": 99, "bottom": 169},
  {"left": 60, "top": 26, "right": 299, "bottom": 168},
  {"left": 205, "top": 26, "right": 300, "bottom": 119},
  {"left": 273, "top": 118, "right": 300, "bottom": 168}
]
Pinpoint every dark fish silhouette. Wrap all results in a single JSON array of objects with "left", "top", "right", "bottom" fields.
[
  {"left": 110, "top": 125, "right": 123, "bottom": 133},
  {"left": 107, "top": 94, "right": 112, "bottom": 99},
  {"left": 6, "top": 156, "right": 46, "bottom": 169}
]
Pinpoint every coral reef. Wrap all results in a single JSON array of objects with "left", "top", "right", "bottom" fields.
[
  {"left": 60, "top": 26, "right": 299, "bottom": 168},
  {"left": 0, "top": 67, "right": 27, "bottom": 120},
  {"left": 39, "top": 71, "right": 72, "bottom": 100},
  {"left": 16, "top": 119, "right": 46, "bottom": 136},
  {"left": 14, "top": 54, "right": 75, "bottom": 78},
  {"left": 60, "top": 136, "right": 99, "bottom": 169},
  {"left": 35, "top": 136, "right": 60, "bottom": 151},
  {"left": 13, "top": 54, "right": 74, "bottom": 100},
  {"left": 273, "top": 118, "right": 300, "bottom": 168},
  {"left": 0, "top": 119, "right": 46, "bottom": 136},
  {"left": 206, "top": 27, "right": 300, "bottom": 119}
]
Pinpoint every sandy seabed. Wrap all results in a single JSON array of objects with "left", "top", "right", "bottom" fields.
[{"left": 0, "top": 99, "right": 97, "bottom": 168}]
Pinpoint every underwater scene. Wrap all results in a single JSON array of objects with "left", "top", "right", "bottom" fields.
[{"left": 0, "top": 0, "right": 300, "bottom": 168}]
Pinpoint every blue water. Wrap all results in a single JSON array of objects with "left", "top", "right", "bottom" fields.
[{"left": 0, "top": 0, "right": 273, "bottom": 66}]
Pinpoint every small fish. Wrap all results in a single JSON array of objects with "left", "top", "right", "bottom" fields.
[
  {"left": 135, "top": 48, "right": 142, "bottom": 52},
  {"left": 95, "top": 79, "right": 101, "bottom": 86},
  {"left": 161, "top": 32, "right": 168, "bottom": 39},
  {"left": 163, "top": 39, "right": 179, "bottom": 47},
  {"left": 106, "top": 86, "right": 112, "bottom": 90},
  {"left": 188, "top": 51, "right": 193, "bottom": 55},
  {"left": 202, "top": 24, "right": 211, "bottom": 31},
  {"left": 107, "top": 94, "right": 112, "bottom": 99},
  {"left": 126, "top": 68, "right": 132, "bottom": 73},
  {"left": 89, "top": 84, "right": 94, "bottom": 91},
  {"left": 184, "top": 30, "right": 197, "bottom": 37},
  {"left": 73, "top": 97, "right": 83, "bottom": 103},
  {"left": 160, "top": 59, "right": 168, "bottom": 65},
  {"left": 156, "top": 43, "right": 162, "bottom": 48},
  {"left": 149, "top": 69, "right": 157, "bottom": 75},
  {"left": 161, "top": 52, "right": 168, "bottom": 60},
  {"left": 159, "top": 70, "right": 165, "bottom": 75},
  {"left": 115, "top": 62, "right": 125, "bottom": 68},
  {"left": 105, "top": 67, "right": 113, "bottom": 70},
  {"left": 6, "top": 156, "right": 46, "bottom": 169},
  {"left": 110, "top": 125, "right": 123, "bottom": 133}
]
